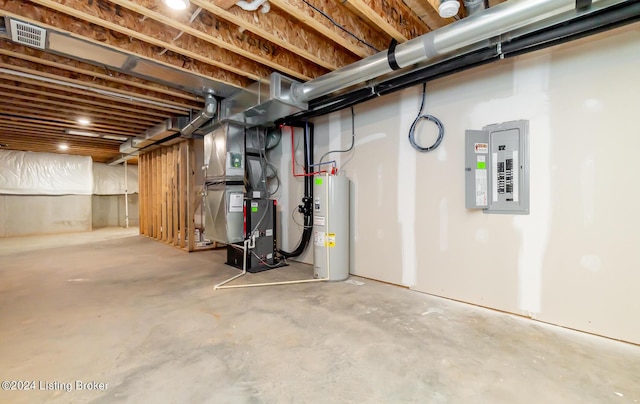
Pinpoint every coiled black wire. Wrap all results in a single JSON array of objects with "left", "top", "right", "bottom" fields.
[{"left": 408, "top": 82, "right": 445, "bottom": 152}]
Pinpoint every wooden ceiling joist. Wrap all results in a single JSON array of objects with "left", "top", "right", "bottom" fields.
[
  {"left": 0, "top": 84, "right": 170, "bottom": 125},
  {"left": 4, "top": 94, "right": 161, "bottom": 126},
  {"left": 0, "top": 129, "right": 125, "bottom": 148},
  {"left": 0, "top": 105, "right": 149, "bottom": 133},
  {"left": 111, "top": 0, "right": 331, "bottom": 77},
  {"left": 1, "top": 56, "right": 199, "bottom": 111},
  {"left": 403, "top": 0, "right": 455, "bottom": 30},
  {"left": 2, "top": 98, "right": 158, "bottom": 128},
  {"left": 27, "top": 0, "right": 314, "bottom": 82},
  {"left": 190, "top": 0, "right": 359, "bottom": 68},
  {"left": 0, "top": 3, "right": 250, "bottom": 89},
  {"left": 0, "top": 117, "right": 139, "bottom": 136},
  {"left": 343, "top": 0, "right": 430, "bottom": 42},
  {"left": 1, "top": 81, "right": 174, "bottom": 120},
  {"left": 0, "top": 43, "right": 201, "bottom": 104},
  {"left": 269, "top": 0, "right": 390, "bottom": 58},
  {"left": 0, "top": 74, "right": 187, "bottom": 116}
]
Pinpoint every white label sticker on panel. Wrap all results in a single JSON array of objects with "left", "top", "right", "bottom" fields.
[
  {"left": 314, "top": 231, "right": 325, "bottom": 246},
  {"left": 314, "top": 216, "right": 325, "bottom": 226},
  {"left": 475, "top": 143, "right": 489, "bottom": 153},
  {"left": 265, "top": 229, "right": 273, "bottom": 237},
  {"left": 492, "top": 152, "right": 498, "bottom": 202},
  {"left": 512, "top": 151, "right": 519, "bottom": 202},
  {"left": 229, "top": 193, "right": 244, "bottom": 213},
  {"left": 475, "top": 169, "right": 488, "bottom": 206}
]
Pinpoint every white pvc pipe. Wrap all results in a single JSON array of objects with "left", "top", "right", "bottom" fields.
[
  {"left": 214, "top": 239, "right": 251, "bottom": 289},
  {"left": 236, "top": 0, "right": 270, "bottom": 13},
  {"left": 124, "top": 160, "right": 129, "bottom": 229}
]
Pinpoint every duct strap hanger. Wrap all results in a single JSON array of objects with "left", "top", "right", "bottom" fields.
[
  {"left": 387, "top": 39, "right": 401, "bottom": 71},
  {"left": 576, "top": 0, "right": 592, "bottom": 10}
]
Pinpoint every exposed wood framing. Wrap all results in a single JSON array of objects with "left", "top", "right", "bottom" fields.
[
  {"left": 269, "top": 0, "right": 390, "bottom": 57},
  {"left": 0, "top": 105, "right": 146, "bottom": 133},
  {"left": 1, "top": 98, "right": 158, "bottom": 127},
  {"left": 213, "top": 0, "right": 237, "bottom": 9},
  {"left": 26, "top": 0, "right": 317, "bottom": 81},
  {"left": 179, "top": 142, "right": 187, "bottom": 249},
  {"left": 0, "top": 3, "right": 250, "bottom": 88},
  {"left": 403, "top": 0, "right": 455, "bottom": 28},
  {"left": 0, "top": 81, "right": 177, "bottom": 120},
  {"left": 139, "top": 141, "right": 199, "bottom": 252},
  {"left": 0, "top": 73, "right": 185, "bottom": 115},
  {"left": 187, "top": 139, "right": 196, "bottom": 252},
  {"left": 0, "top": 116, "right": 138, "bottom": 136},
  {"left": 190, "top": 0, "right": 358, "bottom": 69},
  {"left": 343, "top": 0, "right": 430, "bottom": 42},
  {"left": 112, "top": 0, "right": 330, "bottom": 78},
  {"left": 0, "top": 43, "right": 201, "bottom": 104}
]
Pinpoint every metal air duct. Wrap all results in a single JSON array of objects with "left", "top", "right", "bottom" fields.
[
  {"left": 290, "top": 0, "right": 577, "bottom": 104},
  {"left": 181, "top": 94, "right": 217, "bottom": 138}
]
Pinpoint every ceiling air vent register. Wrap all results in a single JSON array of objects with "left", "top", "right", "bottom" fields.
[{"left": 9, "top": 20, "right": 46, "bottom": 49}]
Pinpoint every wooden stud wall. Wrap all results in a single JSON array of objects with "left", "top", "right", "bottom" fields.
[{"left": 139, "top": 140, "right": 197, "bottom": 252}]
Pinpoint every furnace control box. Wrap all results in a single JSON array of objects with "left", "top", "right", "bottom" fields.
[{"left": 465, "top": 120, "right": 529, "bottom": 214}]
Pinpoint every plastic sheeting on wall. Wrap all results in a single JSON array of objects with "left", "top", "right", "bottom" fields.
[
  {"left": 0, "top": 150, "right": 93, "bottom": 195},
  {"left": 92, "top": 162, "right": 139, "bottom": 195}
]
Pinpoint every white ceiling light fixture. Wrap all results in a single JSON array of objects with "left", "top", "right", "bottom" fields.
[
  {"left": 77, "top": 118, "right": 91, "bottom": 126},
  {"left": 65, "top": 130, "right": 101, "bottom": 138},
  {"left": 103, "top": 135, "right": 129, "bottom": 141},
  {"left": 164, "top": 0, "right": 190, "bottom": 10},
  {"left": 58, "top": 143, "right": 69, "bottom": 151}
]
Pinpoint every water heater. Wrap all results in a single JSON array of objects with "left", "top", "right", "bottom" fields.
[{"left": 313, "top": 174, "right": 349, "bottom": 281}]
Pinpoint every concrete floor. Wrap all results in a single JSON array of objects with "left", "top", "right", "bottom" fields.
[{"left": 0, "top": 229, "right": 639, "bottom": 403}]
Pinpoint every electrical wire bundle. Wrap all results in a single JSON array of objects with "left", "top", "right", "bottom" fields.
[{"left": 408, "top": 82, "right": 445, "bottom": 152}]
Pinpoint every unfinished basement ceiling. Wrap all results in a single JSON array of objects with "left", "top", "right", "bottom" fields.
[{"left": 0, "top": 0, "right": 507, "bottom": 163}]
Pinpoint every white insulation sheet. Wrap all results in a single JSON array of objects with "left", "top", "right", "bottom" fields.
[
  {"left": 0, "top": 150, "right": 93, "bottom": 195},
  {"left": 93, "top": 162, "right": 138, "bottom": 195}
]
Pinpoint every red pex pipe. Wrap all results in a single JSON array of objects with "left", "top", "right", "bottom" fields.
[{"left": 288, "top": 126, "right": 325, "bottom": 177}]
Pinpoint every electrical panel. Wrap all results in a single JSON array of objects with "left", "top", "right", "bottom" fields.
[{"left": 465, "top": 120, "right": 529, "bottom": 215}]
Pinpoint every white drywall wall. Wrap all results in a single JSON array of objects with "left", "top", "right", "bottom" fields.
[{"left": 304, "top": 23, "right": 640, "bottom": 344}]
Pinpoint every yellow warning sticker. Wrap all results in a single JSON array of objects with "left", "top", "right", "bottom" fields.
[{"left": 326, "top": 233, "right": 336, "bottom": 248}]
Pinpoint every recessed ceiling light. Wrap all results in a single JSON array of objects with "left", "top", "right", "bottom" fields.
[
  {"left": 103, "top": 135, "right": 128, "bottom": 141},
  {"left": 58, "top": 144, "right": 69, "bottom": 151},
  {"left": 77, "top": 118, "right": 91, "bottom": 126},
  {"left": 164, "top": 0, "right": 189, "bottom": 10},
  {"left": 65, "top": 130, "right": 101, "bottom": 138}
]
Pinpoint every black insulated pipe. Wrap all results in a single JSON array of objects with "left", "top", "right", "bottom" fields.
[
  {"left": 279, "top": 1, "right": 640, "bottom": 125},
  {"left": 278, "top": 121, "right": 314, "bottom": 258}
]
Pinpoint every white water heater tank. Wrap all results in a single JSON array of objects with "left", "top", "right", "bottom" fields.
[{"left": 313, "top": 174, "right": 349, "bottom": 281}]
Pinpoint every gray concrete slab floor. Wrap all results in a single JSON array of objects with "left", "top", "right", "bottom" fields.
[{"left": 0, "top": 231, "right": 639, "bottom": 403}]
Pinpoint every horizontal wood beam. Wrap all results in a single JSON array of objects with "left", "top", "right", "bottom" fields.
[
  {"left": 0, "top": 129, "right": 124, "bottom": 148},
  {"left": 0, "top": 55, "right": 197, "bottom": 112},
  {"left": 404, "top": 0, "right": 455, "bottom": 29},
  {"left": 0, "top": 103, "right": 149, "bottom": 132},
  {"left": 0, "top": 2, "right": 250, "bottom": 89},
  {"left": 268, "top": 0, "right": 390, "bottom": 58},
  {"left": 0, "top": 42, "right": 201, "bottom": 104},
  {"left": 343, "top": 0, "right": 430, "bottom": 41},
  {"left": 0, "top": 73, "right": 185, "bottom": 116},
  {"left": 191, "top": 0, "right": 357, "bottom": 69},
  {"left": 113, "top": 0, "right": 329, "bottom": 78},
  {"left": 3, "top": 95, "right": 160, "bottom": 126},
  {"left": 0, "top": 115, "right": 138, "bottom": 135},
  {"left": 0, "top": 81, "right": 172, "bottom": 120}
]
